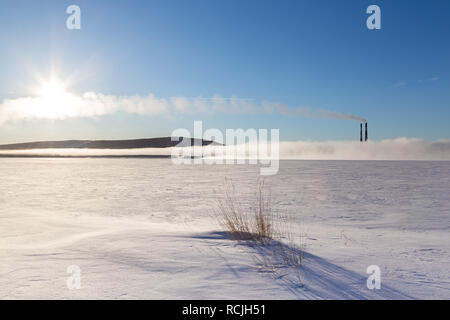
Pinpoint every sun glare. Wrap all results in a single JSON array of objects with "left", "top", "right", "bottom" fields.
[
  {"left": 30, "top": 77, "right": 76, "bottom": 119},
  {"left": 37, "top": 79, "right": 68, "bottom": 98}
]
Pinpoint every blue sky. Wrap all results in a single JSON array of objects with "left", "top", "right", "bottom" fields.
[{"left": 0, "top": 0, "right": 449, "bottom": 143}]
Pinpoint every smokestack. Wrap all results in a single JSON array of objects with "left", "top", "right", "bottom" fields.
[
  {"left": 365, "top": 122, "right": 368, "bottom": 141},
  {"left": 360, "top": 123, "right": 363, "bottom": 142}
]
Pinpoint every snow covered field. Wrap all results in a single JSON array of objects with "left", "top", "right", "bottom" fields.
[{"left": 0, "top": 158, "right": 449, "bottom": 299}]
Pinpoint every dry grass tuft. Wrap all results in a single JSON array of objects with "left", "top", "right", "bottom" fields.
[
  {"left": 215, "top": 178, "right": 305, "bottom": 277},
  {"left": 216, "top": 178, "right": 274, "bottom": 243}
]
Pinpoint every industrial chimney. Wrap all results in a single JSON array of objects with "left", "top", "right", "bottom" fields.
[
  {"left": 365, "top": 122, "right": 368, "bottom": 141},
  {"left": 360, "top": 123, "right": 363, "bottom": 142}
]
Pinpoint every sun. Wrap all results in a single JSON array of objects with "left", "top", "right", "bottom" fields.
[
  {"left": 36, "top": 78, "right": 68, "bottom": 98},
  {"left": 31, "top": 77, "right": 75, "bottom": 119}
]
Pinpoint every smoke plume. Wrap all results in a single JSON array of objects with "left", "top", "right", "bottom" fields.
[{"left": 0, "top": 92, "right": 366, "bottom": 124}]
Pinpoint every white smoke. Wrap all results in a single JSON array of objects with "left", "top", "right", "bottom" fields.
[
  {"left": 261, "top": 101, "right": 366, "bottom": 123},
  {"left": 0, "top": 92, "right": 366, "bottom": 124}
]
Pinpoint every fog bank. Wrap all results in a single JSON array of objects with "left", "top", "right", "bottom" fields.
[{"left": 0, "top": 138, "right": 448, "bottom": 161}]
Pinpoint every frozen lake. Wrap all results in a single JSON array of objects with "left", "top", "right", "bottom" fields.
[{"left": 0, "top": 159, "right": 449, "bottom": 299}]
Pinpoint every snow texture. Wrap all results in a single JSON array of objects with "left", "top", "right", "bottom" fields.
[{"left": 0, "top": 159, "right": 448, "bottom": 299}]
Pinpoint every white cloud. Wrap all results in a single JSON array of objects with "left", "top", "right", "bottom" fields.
[
  {"left": 0, "top": 91, "right": 366, "bottom": 124},
  {"left": 393, "top": 81, "right": 407, "bottom": 88},
  {"left": 0, "top": 92, "right": 170, "bottom": 124}
]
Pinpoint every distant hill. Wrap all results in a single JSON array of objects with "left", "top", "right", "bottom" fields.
[{"left": 0, "top": 137, "right": 217, "bottom": 150}]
